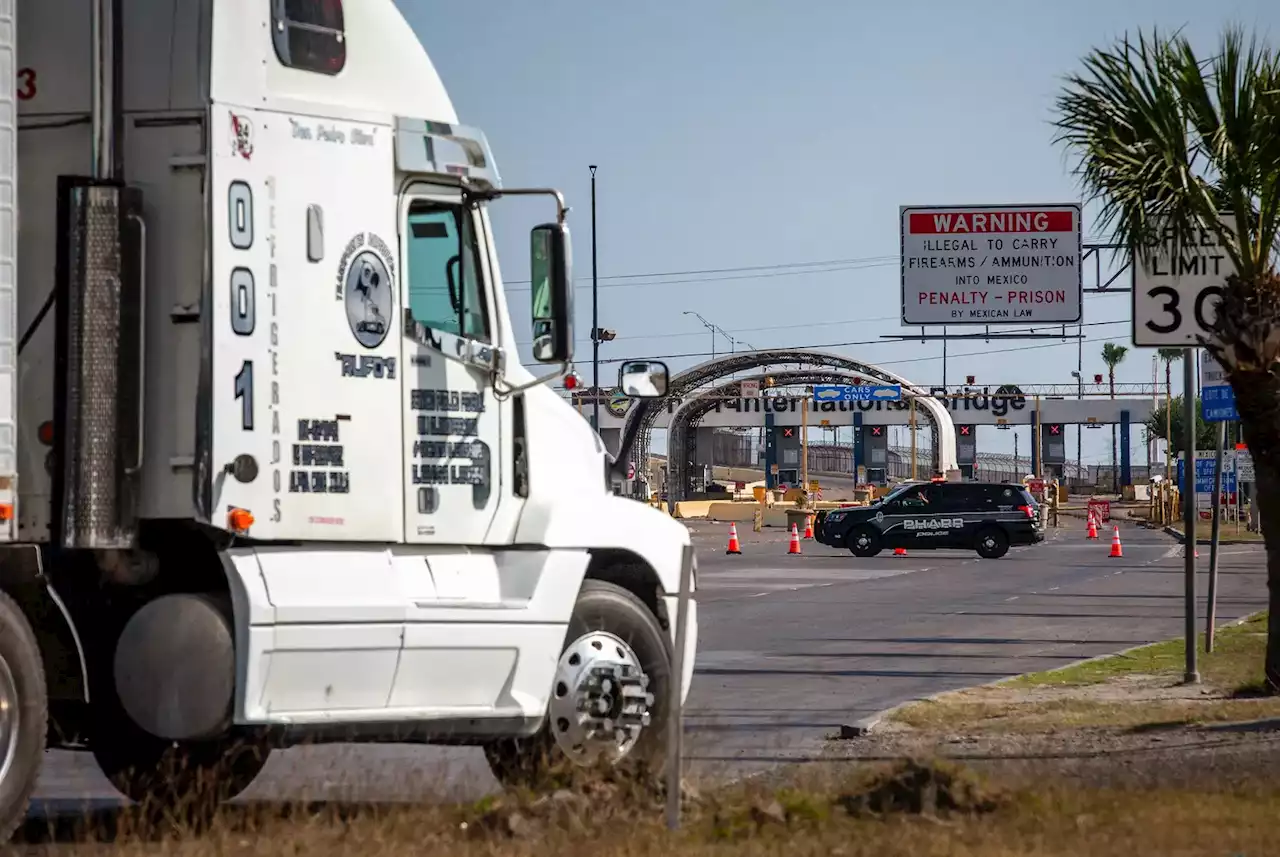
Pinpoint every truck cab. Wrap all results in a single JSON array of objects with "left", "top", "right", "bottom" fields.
[{"left": 0, "top": 0, "right": 698, "bottom": 832}]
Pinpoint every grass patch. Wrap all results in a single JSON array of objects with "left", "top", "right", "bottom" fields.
[
  {"left": 21, "top": 760, "right": 1280, "bottom": 857},
  {"left": 1004, "top": 611, "right": 1268, "bottom": 689},
  {"left": 886, "top": 613, "right": 1275, "bottom": 733}
]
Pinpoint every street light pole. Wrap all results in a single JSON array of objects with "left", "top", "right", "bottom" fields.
[
  {"left": 682, "top": 310, "right": 719, "bottom": 360},
  {"left": 590, "top": 165, "right": 599, "bottom": 431},
  {"left": 1071, "top": 370, "right": 1083, "bottom": 487}
]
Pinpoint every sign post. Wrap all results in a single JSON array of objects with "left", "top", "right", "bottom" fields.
[
  {"left": 1197, "top": 350, "right": 1236, "bottom": 652},
  {"left": 1206, "top": 421, "right": 1225, "bottom": 652},
  {"left": 1133, "top": 221, "right": 1240, "bottom": 685},
  {"left": 1182, "top": 350, "right": 1199, "bottom": 683}
]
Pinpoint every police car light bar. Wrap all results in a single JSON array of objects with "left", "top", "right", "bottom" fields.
[{"left": 395, "top": 118, "right": 502, "bottom": 188}]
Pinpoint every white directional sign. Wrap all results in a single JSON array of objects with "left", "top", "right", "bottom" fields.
[
  {"left": 1236, "top": 451, "right": 1254, "bottom": 482},
  {"left": 1132, "top": 217, "right": 1237, "bottom": 346},
  {"left": 900, "top": 204, "right": 1082, "bottom": 325}
]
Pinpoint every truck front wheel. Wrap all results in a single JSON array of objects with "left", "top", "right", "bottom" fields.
[
  {"left": 483, "top": 580, "right": 672, "bottom": 789},
  {"left": 0, "top": 590, "right": 48, "bottom": 841}
]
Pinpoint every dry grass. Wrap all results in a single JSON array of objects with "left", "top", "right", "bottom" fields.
[
  {"left": 16, "top": 759, "right": 1280, "bottom": 857},
  {"left": 1167, "top": 526, "right": 1266, "bottom": 543}
]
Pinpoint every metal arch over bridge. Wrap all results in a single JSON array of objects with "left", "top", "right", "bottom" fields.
[
  {"left": 623, "top": 349, "right": 959, "bottom": 500},
  {"left": 664, "top": 369, "right": 952, "bottom": 504}
]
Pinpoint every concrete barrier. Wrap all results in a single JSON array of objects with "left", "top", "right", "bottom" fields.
[
  {"left": 706, "top": 502, "right": 758, "bottom": 522},
  {"left": 672, "top": 501, "right": 716, "bottom": 519}
]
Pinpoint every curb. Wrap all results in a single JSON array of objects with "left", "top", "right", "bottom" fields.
[
  {"left": 1162, "top": 525, "right": 1262, "bottom": 546},
  {"left": 836, "top": 610, "right": 1266, "bottom": 738}
]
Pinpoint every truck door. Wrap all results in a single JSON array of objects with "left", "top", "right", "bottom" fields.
[{"left": 399, "top": 185, "right": 502, "bottom": 545}]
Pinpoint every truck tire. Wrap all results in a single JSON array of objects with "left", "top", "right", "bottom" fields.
[
  {"left": 483, "top": 579, "right": 672, "bottom": 789},
  {"left": 0, "top": 590, "right": 48, "bottom": 841}
]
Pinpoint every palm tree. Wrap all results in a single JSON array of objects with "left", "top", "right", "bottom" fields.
[
  {"left": 1101, "top": 342, "right": 1128, "bottom": 487},
  {"left": 1053, "top": 27, "right": 1280, "bottom": 691},
  {"left": 1157, "top": 348, "right": 1183, "bottom": 479}
]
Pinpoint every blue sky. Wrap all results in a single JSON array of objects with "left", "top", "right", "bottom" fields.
[{"left": 399, "top": 0, "right": 1277, "bottom": 466}]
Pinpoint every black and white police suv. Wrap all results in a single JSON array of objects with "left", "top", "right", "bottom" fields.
[{"left": 814, "top": 480, "right": 1044, "bottom": 559}]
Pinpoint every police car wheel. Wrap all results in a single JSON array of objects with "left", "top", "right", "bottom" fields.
[
  {"left": 975, "top": 527, "right": 1009, "bottom": 559},
  {"left": 847, "top": 526, "right": 881, "bottom": 558}
]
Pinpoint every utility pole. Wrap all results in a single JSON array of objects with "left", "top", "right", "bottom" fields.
[{"left": 589, "top": 165, "right": 599, "bottom": 431}]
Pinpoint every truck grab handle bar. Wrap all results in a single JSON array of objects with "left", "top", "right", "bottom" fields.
[{"left": 124, "top": 211, "right": 145, "bottom": 476}]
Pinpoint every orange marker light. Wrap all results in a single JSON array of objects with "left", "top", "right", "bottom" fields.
[
  {"left": 0, "top": 504, "right": 12, "bottom": 522},
  {"left": 227, "top": 507, "right": 254, "bottom": 534}
]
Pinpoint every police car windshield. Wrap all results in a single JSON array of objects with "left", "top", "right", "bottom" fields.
[{"left": 878, "top": 484, "right": 918, "bottom": 504}]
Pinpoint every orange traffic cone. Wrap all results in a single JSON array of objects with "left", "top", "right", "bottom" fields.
[
  {"left": 726, "top": 523, "right": 742, "bottom": 555},
  {"left": 803, "top": 515, "right": 814, "bottom": 540},
  {"left": 1087, "top": 515, "right": 1098, "bottom": 540},
  {"left": 787, "top": 523, "right": 802, "bottom": 555},
  {"left": 1108, "top": 526, "right": 1123, "bottom": 558},
  {"left": 893, "top": 547, "right": 908, "bottom": 557}
]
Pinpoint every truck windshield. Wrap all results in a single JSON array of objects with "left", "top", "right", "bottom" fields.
[{"left": 405, "top": 201, "right": 489, "bottom": 342}]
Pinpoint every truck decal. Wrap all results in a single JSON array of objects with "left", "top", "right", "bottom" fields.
[
  {"left": 16, "top": 68, "right": 35, "bottom": 101},
  {"left": 409, "top": 387, "right": 492, "bottom": 509},
  {"left": 230, "top": 114, "right": 254, "bottom": 160},
  {"left": 265, "top": 176, "right": 282, "bottom": 521},
  {"left": 290, "top": 416, "right": 350, "bottom": 495}
]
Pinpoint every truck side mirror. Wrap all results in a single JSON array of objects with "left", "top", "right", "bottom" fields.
[
  {"left": 529, "top": 222, "right": 573, "bottom": 363},
  {"left": 618, "top": 360, "right": 669, "bottom": 398}
]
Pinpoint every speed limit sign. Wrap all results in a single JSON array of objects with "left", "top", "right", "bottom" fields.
[{"left": 1132, "top": 217, "right": 1237, "bottom": 346}]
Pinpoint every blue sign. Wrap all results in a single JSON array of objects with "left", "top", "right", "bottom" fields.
[
  {"left": 1177, "top": 457, "right": 1237, "bottom": 495},
  {"left": 1201, "top": 384, "right": 1238, "bottom": 422},
  {"left": 812, "top": 384, "right": 903, "bottom": 403}
]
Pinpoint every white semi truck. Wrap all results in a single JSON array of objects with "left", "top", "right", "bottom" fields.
[{"left": 0, "top": 0, "right": 698, "bottom": 834}]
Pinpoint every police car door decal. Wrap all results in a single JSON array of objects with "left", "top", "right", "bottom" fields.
[{"left": 399, "top": 194, "right": 500, "bottom": 544}]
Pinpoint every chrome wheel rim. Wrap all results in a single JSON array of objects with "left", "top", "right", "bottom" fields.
[
  {"left": 548, "top": 631, "right": 654, "bottom": 765},
  {"left": 0, "top": 654, "right": 20, "bottom": 788}
]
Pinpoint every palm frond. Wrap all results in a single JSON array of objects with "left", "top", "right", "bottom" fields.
[{"left": 1051, "top": 27, "right": 1280, "bottom": 278}]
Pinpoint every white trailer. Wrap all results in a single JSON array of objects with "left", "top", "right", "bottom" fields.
[{"left": 0, "top": 0, "right": 697, "bottom": 833}]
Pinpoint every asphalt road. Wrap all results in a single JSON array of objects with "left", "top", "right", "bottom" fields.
[{"left": 28, "top": 519, "right": 1270, "bottom": 816}]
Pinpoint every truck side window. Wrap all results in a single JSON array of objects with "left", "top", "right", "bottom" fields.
[
  {"left": 405, "top": 203, "right": 490, "bottom": 342},
  {"left": 271, "top": 0, "right": 346, "bottom": 75}
]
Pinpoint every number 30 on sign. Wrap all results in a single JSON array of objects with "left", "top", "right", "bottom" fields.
[{"left": 1131, "top": 217, "right": 1236, "bottom": 347}]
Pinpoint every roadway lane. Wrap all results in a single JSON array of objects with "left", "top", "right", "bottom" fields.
[
  {"left": 28, "top": 520, "right": 1270, "bottom": 814},
  {"left": 685, "top": 520, "right": 1268, "bottom": 775}
]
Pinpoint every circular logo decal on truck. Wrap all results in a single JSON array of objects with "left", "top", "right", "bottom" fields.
[{"left": 338, "top": 232, "right": 397, "bottom": 349}]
